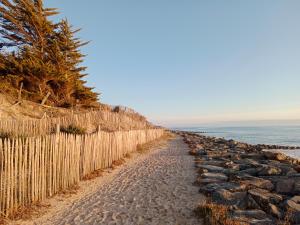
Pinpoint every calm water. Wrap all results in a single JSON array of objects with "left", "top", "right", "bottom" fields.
[{"left": 177, "top": 126, "right": 300, "bottom": 158}]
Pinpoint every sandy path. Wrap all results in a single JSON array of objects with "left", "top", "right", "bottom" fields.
[{"left": 31, "top": 137, "right": 203, "bottom": 225}]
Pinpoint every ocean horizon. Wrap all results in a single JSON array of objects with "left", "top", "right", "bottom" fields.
[{"left": 174, "top": 125, "right": 300, "bottom": 159}]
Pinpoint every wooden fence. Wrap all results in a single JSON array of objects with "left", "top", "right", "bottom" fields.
[
  {"left": 0, "top": 129, "right": 164, "bottom": 216},
  {"left": 0, "top": 110, "right": 152, "bottom": 136}
]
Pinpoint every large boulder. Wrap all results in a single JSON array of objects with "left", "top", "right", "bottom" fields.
[
  {"left": 196, "top": 164, "right": 226, "bottom": 173},
  {"left": 268, "top": 203, "right": 283, "bottom": 219},
  {"left": 285, "top": 196, "right": 300, "bottom": 224},
  {"left": 212, "top": 189, "right": 247, "bottom": 209},
  {"left": 231, "top": 210, "right": 273, "bottom": 225},
  {"left": 275, "top": 179, "right": 295, "bottom": 194},
  {"left": 258, "top": 166, "right": 282, "bottom": 176},
  {"left": 248, "top": 188, "right": 283, "bottom": 210},
  {"left": 199, "top": 182, "right": 246, "bottom": 195},
  {"left": 263, "top": 150, "right": 287, "bottom": 161},
  {"left": 238, "top": 175, "right": 274, "bottom": 191}
]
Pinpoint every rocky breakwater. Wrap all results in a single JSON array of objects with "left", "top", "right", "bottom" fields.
[{"left": 177, "top": 131, "right": 300, "bottom": 225}]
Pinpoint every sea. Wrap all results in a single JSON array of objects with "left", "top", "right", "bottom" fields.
[{"left": 176, "top": 126, "right": 300, "bottom": 159}]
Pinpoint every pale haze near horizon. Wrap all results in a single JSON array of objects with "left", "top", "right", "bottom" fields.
[{"left": 47, "top": 0, "right": 300, "bottom": 127}]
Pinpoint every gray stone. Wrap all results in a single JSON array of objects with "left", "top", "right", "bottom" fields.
[
  {"left": 196, "top": 164, "right": 226, "bottom": 173},
  {"left": 201, "top": 172, "right": 228, "bottom": 181},
  {"left": 268, "top": 203, "right": 283, "bottom": 219},
  {"left": 247, "top": 195, "right": 261, "bottom": 210},
  {"left": 285, "top": 196, "right": 300, "bottom": 224},
  {"left": 232, "top": 209, "right": 267, "bottom": 219},
  {"left": 263, "top": 150, "right": 287, "bottom": 161},
  {"left": 276, "top": 179, "right": 295, "bottom": 194},
  {"left": 212, "top": 189, "right": 247, "bottom": 209},
  {"left": 258, "top": 166, "right": 282, "bottom": 176},
  {"left": 248, "top": 188, "right": 283, "bottom": 210},
  {"left": 232, "top": 210, "right": 273, "bottom": 225},
  {"left": 239, "top": 175, "right": 274, "bottom": 191},
  {"left": 195, "top": 178, "right": 225, "bottom": 185},
  {"left": 240, "top": 153, "right": 265, "bottom": 160},
  {"left": 199, "top": 182, "right": 246, "bottom": 195},
  {"left": 237, "top": 168, "right": 259, "bottom": 176}
]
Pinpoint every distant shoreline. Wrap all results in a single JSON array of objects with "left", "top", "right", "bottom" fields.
[
  {"left": 174, "top": 125, "right": 300, "bottom": 147},
  {"left": 174, "top": 130, "right": 300, "bottom": 160}
]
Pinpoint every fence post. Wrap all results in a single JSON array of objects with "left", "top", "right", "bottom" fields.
[{"left": 56, "top": 124, "right": 60, "bottom": 134}]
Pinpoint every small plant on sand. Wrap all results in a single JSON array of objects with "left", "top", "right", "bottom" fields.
[
  {"left": 60, "top": 125, "right": 86, "bottom": 135},
  {"left": 82, "top": 169, "right": 103, "bottom": 181},
  {"left": 0, "top": 131, "right": 14, "bottom": 139},
  {"left": 111, "top": 159, "right": 125, "bottom": 169},
  {"left": 124, "top": 153, "right": 131, "bottom": 158},
  {"left": 194, "top": 203, "right": 245, "bottom": 225},
  {"left": 0, "top": 131, "right": 28, "bottom": 139}
]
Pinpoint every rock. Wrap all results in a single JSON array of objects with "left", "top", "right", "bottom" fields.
[
  {"left": 195, "top": 178, "right": 225, "bottom": 185},
  {"left": 294, "top": 181, "right": 300, "bottom": 194},
  {"left": 232, "top": 209, "right": 267, "bottom": 220},
  {"left": 276, "top": 179, "right": 295, "bottom": 194},
  {"left": 201, "top": 160, "right": 226, "bottom": 167},
  {"left": 248, "top": 188, "right": 283, "bottom": 210},
  {"left": 268, "top": 203, "right": 283, "bottom": 219},
  {"left": 201, "top": 172, "right": 228, "bottom": 181},
  {"left": 240, "top": 153, "right": 265, "bottom": 160},
  {"left": 189, "top": 149, "right": 197, "bottom": 156},
  {"left": 237, "top": 168, "right": 259, "bottom": 176},
  {"left": 239, "top": 175, "right": 274, "bottom": 191},
  {"left": 231, "top": 210, "right": 273, "bottom": 225},
  {"left": 258, "top": 166, "right": 282, "bottom": 176},
  {"left": 294, "top": 165, "right": 300, "bottom": 173},
  {"left": 199, "top": 182, "right": 246, "bottom": 195},
  {"left": 212, "top": 189, "right": 247, "bottom": 209},
  {"left": 278, "top": 165, "right": 298, "bottom": 176},
  {"left": 224, "top": 161, "right": 240, "bottom": 170},
  {"left": 196, "top": 164, "right": 226, "bottom": 173},
  {"left": 285, "top": 196, "right": 300, "bottom": 224},
  {"left": 247, "top": 195, "right": 261, "bottom": 209},
  {"left": 196, "top": 144, "right": 204, "bottom": 150},
  {"left": 235, "top": 143, "right": 248, "bottom": 149},
  {"left": 263, "top": 150, "right": 287, "bottom": 161}
]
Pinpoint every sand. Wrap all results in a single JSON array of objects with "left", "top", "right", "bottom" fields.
[{"left": 14, "top": 137, "right": 204, "bottom": 225}]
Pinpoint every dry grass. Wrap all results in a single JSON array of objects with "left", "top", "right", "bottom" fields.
[
  {"left": 111, "top": 159, "right": 126, "bottom": 169},
  {"left": 82, "top": 169, "right": 103, "bottom": 181},
  {"left": 4, "top": 202, "right": 51, "bottom": 222},
  {"left": 194, "top": 203, "right": 246, "bottom": 225},
  {"left": 278, "top": 208, "right": 294, "bottom": 225},
  {"left": 0, "top": 214, "right": 8, "bottom": 225},
  {"left": 60, "top": 124, "right": 86, "bottom": 135},
  {"left": 124, "top": 153, "right": 131, "bottom": 159},
  {"left": 57, "top": 184, "right": 80, "bottom": 196}
]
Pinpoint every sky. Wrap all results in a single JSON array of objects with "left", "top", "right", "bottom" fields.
[{"left": 46, "top": 0, "right": 300, "bottom": 127}]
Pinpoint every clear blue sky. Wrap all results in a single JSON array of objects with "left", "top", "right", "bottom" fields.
[{"left": 47, "top": 0, "right": 300, "bottom": 126}]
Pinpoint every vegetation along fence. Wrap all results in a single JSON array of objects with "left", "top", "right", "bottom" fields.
[
  {"left": 0, "top": 128, "right": 164, "bottom": 216},
  {"left": 0, "top": 110, "right": 152, "bottom": 136}
]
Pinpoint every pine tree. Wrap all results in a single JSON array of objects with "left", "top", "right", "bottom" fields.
[
  {"left": 0, "top": 0, "right": 99, "bottom": 107},
  {"left": 51, "top": 19, "right": 98, "bottom": 107}
]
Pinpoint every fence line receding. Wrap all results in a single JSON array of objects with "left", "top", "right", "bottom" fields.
[{"left": 0, "top": 129, "right": 164, "bottom": 216}]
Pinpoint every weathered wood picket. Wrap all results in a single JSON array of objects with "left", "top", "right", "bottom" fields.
[{"left": 0, "top": 129, "right": 164, "bottom": 216}]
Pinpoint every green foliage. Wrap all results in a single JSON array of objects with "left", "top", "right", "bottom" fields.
[
  {"left": 0, "top": 0, "right": 99, "bottom": 107},
  {"left": 60, "top": 125, "right": 86, "bottom": 135}
]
